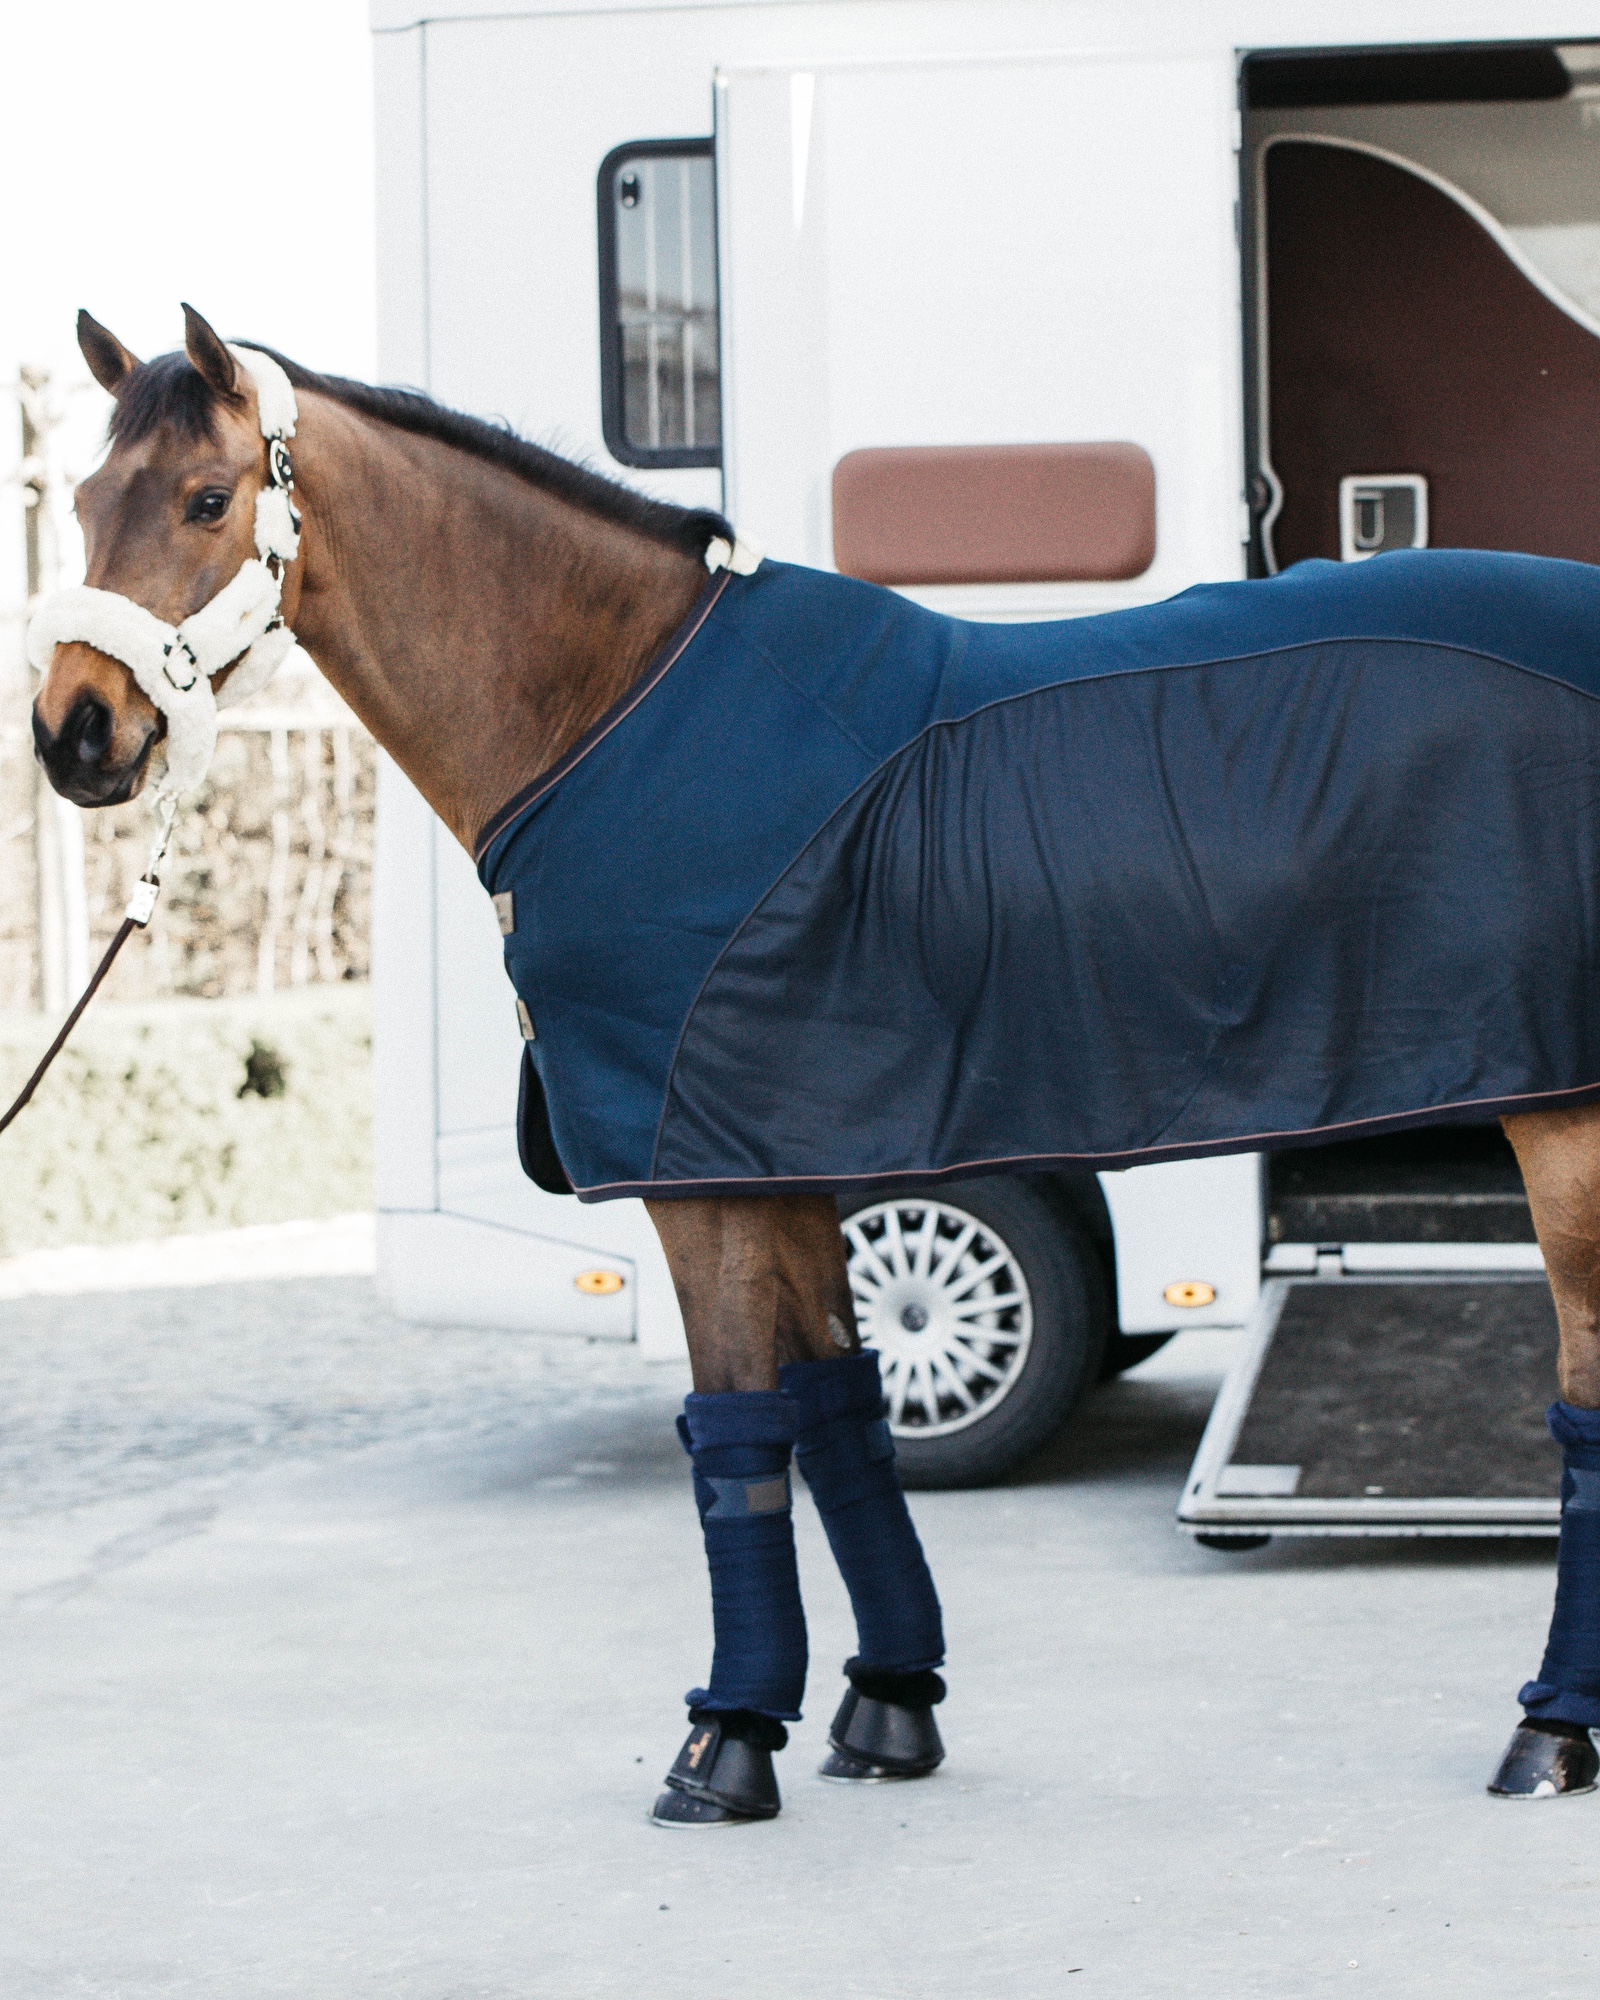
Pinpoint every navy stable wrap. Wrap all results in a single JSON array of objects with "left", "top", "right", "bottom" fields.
[
  {"left": 678, "top": 1390, "right": 808, "bottom": 1720},
  {"left": 1521, "top": 1401, "right": 1600, "bottom": 1730},
  {"left": 781, "top": 1353, "right": 944, "bottom": 1674}
]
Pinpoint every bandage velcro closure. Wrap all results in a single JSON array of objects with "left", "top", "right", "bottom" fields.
[{"left": 702, "top": 1472, "right": 793, "bottom": 1520}]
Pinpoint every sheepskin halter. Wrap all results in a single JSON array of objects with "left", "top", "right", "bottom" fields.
[{"left": 25, "top": 344, "right": 302, "bottom": 802}]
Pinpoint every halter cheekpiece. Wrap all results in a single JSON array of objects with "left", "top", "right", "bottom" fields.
[{"left": 25, "top": 345, "right": 303, "bottom": 800}]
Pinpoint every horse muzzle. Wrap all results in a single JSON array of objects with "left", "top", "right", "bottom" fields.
[{"left": 33, "top": 692, "right": 161, "bottom": 807}]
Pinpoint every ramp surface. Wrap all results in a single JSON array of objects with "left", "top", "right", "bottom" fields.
[{"left": 1183, "top": 1277, "right": 1561, "bottom": 1533}]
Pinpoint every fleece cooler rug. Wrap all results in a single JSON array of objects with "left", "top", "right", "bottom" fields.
[{"left": 475, "top": 547, "right": 1600, "bottom": 1202}]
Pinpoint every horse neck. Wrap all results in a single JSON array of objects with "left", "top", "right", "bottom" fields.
[{"left": 283, "top": 392, "right": 707, "bottom": 853}]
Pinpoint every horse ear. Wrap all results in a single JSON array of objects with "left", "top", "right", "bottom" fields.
[
  {"left": 77, "top": 311, "right": 140, "bottom": 394},
  {"left": 181, "top": 303, "right": 238, "bottom": 398}
]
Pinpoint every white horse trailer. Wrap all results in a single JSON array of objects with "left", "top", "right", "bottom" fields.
[{"left": 369, "top": 0, "right": 1600, "bottom": 1495}]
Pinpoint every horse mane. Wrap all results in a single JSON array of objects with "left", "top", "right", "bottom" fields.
[{"left": 108, "top": 347, "right": 728, "bottom": 559}]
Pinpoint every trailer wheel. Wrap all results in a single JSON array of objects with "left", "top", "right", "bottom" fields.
[{"left": 839, "top": 1178, "right": 1110, "bottom": 1490}]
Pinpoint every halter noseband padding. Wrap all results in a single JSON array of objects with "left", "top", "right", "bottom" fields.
[{"left": 25, "top": 344, "right": 301, "bottom": 799}]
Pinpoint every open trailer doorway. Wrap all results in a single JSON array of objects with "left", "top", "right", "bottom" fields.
[{"left": 1185, "top": 36, "right": 1600, "bottom": 1546}]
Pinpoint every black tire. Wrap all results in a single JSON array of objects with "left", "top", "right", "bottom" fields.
[{"left": 837, "top": 1177, "right": 1112, "bottom": 1489}]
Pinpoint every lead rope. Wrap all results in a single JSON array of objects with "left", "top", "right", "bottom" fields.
[{"left": 0, "top": 794, "right": 178, "bottom": 1140}]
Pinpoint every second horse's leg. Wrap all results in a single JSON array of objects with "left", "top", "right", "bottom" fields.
[{"left": 1491, "top": 1105, "right": 1600, "bottom": 1798}]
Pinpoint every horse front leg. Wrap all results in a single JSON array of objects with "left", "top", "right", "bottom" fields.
[
  {"left": 644, "top": 1194, "right": 947, "bottom": 1824},
  {"left": 1490, "top": 1105, "right": 1600, "bottom": 1798}
]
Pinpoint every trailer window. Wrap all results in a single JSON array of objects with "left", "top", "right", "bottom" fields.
[{"left": 597, "top": 140, "right": 720, "bottom": 468}]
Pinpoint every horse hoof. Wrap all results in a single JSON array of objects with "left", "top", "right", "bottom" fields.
[
  {"left": 651, "top": 1713, "right": 781, "bottom": 1824},
  {"left": 650, "top": 1787, "right": 763, "bottom": 1827},
  {"left": 819, "top": 1686, "right": 944, "bottom": 1782},
  {"left": 1488, "top": 1721, "right": 1600, "bottom": 1799},
  {"left": 819, "top": 1745, "right": 934, "bottom": 1782}
]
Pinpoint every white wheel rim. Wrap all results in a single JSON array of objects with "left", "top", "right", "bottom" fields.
[{"left": 843, "top": 1198, "right": 1034, "bottom": 1440}]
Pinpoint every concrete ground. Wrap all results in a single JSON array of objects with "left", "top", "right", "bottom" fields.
[{"left": 0, "top": 1272, "right": 1594, "bottom": 1999}]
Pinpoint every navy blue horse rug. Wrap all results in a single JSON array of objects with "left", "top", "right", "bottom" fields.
[{"left": 475, "top": 547, "right": 1600, "bottom": 1202}]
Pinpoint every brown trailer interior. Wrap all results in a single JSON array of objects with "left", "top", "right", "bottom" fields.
[{"left": 1261, "top": 139, "right": 1600, "bottom": 572}]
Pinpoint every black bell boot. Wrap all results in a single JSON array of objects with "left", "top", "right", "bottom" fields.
[
  {"left": 1488, "top": 1716, "right": 1600, "bottom": 1799},
  {"left": 651, "top": 1710, "right": 786, "bottom": 1827},
  {"left": 819, "top": 1661, "right": 946, "bottom": 1782}
]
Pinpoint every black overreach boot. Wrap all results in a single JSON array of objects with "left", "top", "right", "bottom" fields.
[
  {"left": 820, "top": 1662, "right": 946, "bottom": 1782},
  {"left": 653, "top": 1710, "right": 787, "bottom": 1826}
]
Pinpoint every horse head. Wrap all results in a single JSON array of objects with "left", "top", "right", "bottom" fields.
[{"left": 33, "top": 305, "right": 296, "bottom": 806}]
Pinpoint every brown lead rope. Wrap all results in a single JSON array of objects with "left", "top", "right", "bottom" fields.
[{"left": 0, "top": 800, "right": 176, "bottom": 1141}]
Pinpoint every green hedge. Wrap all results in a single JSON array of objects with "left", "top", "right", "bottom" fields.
[{"left": 0, "top": 986, "right": 372, "bottom": 1255}]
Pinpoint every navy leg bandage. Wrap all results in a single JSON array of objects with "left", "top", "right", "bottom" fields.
[
  {"left": 1521, "top": 1401, "right": 1600, "bottom": 1730},
  {"left": 781, "top": 1353, "right": 944, "bottom": 1673},
  {"left": 678, "top": 1390, "right": 808, "bottom": 1720}
]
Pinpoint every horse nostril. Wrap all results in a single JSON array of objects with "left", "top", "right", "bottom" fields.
[{"left": 72, "top": 698, "right": 114, "bottom": 765}]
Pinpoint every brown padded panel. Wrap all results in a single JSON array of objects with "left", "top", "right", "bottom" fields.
[
  {"left": 1266, "top": 141, "right": 1600, "bottom": 568},
  {"left": 831, "top": 442, "right": 1156, "bottom": 586}
]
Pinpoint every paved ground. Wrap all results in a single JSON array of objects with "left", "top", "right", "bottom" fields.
[{"left": 1, "top": 1275, "right": 1595, "bottom": 1999}]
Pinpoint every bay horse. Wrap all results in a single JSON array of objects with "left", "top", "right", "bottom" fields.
[{"left": 30, "top": 306, "right": 1600, "bottom": 1817}]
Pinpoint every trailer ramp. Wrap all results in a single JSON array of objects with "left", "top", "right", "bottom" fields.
[{"left": 1180, "top": 1272, "right": 1561, "bottom": 1539}]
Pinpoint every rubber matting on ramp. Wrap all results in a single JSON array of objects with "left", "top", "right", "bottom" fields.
[{"left": 1179, "top": 1277, "right": 1561, "bottom": 1535}]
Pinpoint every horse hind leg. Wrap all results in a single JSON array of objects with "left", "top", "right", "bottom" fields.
[{"left": 1489, "top": 1106, "right": 1600, "bottom": 1798}]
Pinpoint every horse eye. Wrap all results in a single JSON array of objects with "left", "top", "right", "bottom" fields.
[{"left": 185, "top": 488, "right": 231, "bottom": 525}]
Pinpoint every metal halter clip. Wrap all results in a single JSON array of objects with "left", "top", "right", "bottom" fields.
[{"left": 162, "top": 636, "right": 200, "bottom": 692}]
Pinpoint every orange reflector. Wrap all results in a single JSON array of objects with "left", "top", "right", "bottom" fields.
[
  {"left": 1164, "top": 1280, "right": 1216, "bottom": 1308},
  {"left": 575, "top": 1269, "right": 625, "bottom": 1296}
]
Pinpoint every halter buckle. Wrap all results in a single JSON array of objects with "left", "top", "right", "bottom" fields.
[{"left": 162, "top": 636, "right": 200, "bottom": 692}]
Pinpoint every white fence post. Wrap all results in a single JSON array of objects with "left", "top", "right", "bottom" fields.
[{"left": 17, "top": 366, "right": 91, "bottom": 1011}]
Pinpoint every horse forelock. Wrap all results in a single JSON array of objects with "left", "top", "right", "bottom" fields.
[{"left": 107, "top": 350, "right": 242, "bottom": 448}]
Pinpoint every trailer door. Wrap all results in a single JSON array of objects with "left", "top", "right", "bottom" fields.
[
  {"left": 716, "top": 47, "right": 1244, "bottom": 614},
  {"left": 717, "top": 48, "right": 1259, "bottom": 1338}
]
